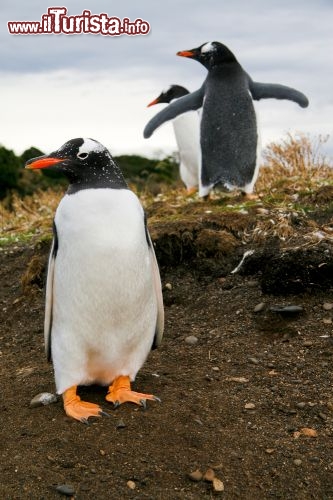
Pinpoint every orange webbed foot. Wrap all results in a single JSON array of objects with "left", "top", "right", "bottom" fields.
[
  {"left": 242, "top": 192, "right": 259, "bottom": 201},
  {"left": 63, "top": 386, "right": 107, "bottom": 424},
  {"left": 105, "top": 376, "right": 160, "bottom": 409},
  {"left": 186, "top": 186, "right": 198, "bottom": 197}
]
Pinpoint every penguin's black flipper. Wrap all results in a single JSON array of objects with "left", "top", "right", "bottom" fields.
[
  {"left": 44, "top": 222, "right": 58, "bottom": 361},
  {"left": 249, "top": 80, "right": 309, "bottom": 108},
  {"left": 144, "top": 87, "right": 204, "bottom": 138}
]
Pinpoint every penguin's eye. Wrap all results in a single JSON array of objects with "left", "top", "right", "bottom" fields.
[{"left": 77, "top": 152, "right": 88, "bottom": 160}]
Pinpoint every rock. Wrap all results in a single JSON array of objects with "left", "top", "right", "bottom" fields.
[
  {"left": 326, "top": 401, "right": 333, "bottom": 412},
  {"left": 247, "top": 280, "right": 259, "bottom": 288},
  {"left": 300, "top": 427, "right": 317, "bottom": 437},
  {"left": 244, "top": 403, "right": 256, "bottom": 410},
  {"left": 253, "top": 302, "right": 265, "bottom": 313},
  {"left": 116, "top": 419, "right": 126, "bottom": 429},
  {"left": 256, "top": 208, "right": 269, "bottom": 215},
  {"left": 185, "top": 335, "right": 198, "bottom": 345},
  {"left": 296, "top": 402, "right": 306, "bottom": 409},
  {"left": 226, "top": 377, "right": 249, "bottom": 383},
  {"left": 323, "top": 302, "right": 333, "bottom": 310},
  {"left": 55, "top": 484, "right": 75, "bottom": 496},
  {"left": 302, "top": 341, "right": 313, "bottom": 347},
  {"left": 212, "top": 477, "right": 225, "bottom": 492},
  {"left": 188, "top": 469, "right": 203, "bottom": 482},
  {"left": 165, "top": 283, "right": 172, "bottom": 290},
  {"left": 323, "top": 318, "right": 332, "bottom": 324},
  {"left": 203, "top": 468, "right": 215, "bottom": 482},
  {"left": 318, "top": 412, "right": 328, "bottom": 421},
  {"left": 270, "top": 305, "right": 303, "bottom": 315},
  {"left": 293, "top": 459, "right": 302, "bottom": 466},
  {"left": 212, "top": 366, "right": 220, "bottom": 372},
  {"left": 127, "top": 480, "right": 136, "bottom": 490},
  {"left": 30, "top": 392, "right": 58, "bottom": 408},
  {"left": 265, "top": 448, "right": 275, "bottom": 454},
  {"left": 248, "top": 357, "right": 260, "bottom": 365}
]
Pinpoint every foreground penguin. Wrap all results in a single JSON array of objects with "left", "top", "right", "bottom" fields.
[
  {"left": 147, "top": 85, "right": 200, "bottom": 193},
  {"left": 25, "top": 138, "right": 164, "bottom": 423},
  {"left": 144, "top": 41, "right": 309, "bottom": 197}
]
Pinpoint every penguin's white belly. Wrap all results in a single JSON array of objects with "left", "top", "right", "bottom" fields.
[
  {"left": 172, "top": 112, "right": 200, "bottom": 189},
  {"left": 52, "top": 189, "right": 157, "bottom": 394}
]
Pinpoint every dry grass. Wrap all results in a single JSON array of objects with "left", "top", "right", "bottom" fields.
[
  {"left": 0, "top": 189, "right": 62, "bottom": 245},
  {"left": 257, "top": 133, "right": 332, "bottom": 196},
  {"left": 1, "top": 134, "right": 332, "bottom": 248}
]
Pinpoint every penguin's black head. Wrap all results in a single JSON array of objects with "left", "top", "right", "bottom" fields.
[
  {"left": 177, "top": 41, "right": 237, "bottom": 69},
  {"left": 147, "top": 85, "right": 189, "bottom": 107},
  {"left": 25, "top": 138, "right": 127, "bottom": 191}
]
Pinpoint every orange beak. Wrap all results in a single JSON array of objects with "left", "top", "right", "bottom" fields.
[
  {"left": 25, "top": 157, "right": 65, "bottom": 170},
  {"left": 147, "top": 97, "right": 160, "bottom": 108},
  {"left": 177, "top": 50, "right": 195, "bottom": 58}
]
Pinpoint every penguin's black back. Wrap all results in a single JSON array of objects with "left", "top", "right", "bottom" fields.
[{"left": 200, "top": 64, "right": 257, "bottom": 189}]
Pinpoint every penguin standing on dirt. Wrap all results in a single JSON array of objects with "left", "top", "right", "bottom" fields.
[
  {"left": 25, "top": 138, "right": 164, "bottom": 423},
  {"left": 147, "top": 85, "right": 200, "bottom": 193},
  {"left": 144, "top": 41, "right": 309, "bottom": 198}
]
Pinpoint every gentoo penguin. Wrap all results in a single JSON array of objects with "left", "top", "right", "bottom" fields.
[
  {"left": 144, "top": 41, "right": 309, "bottom": 198},
  {"left": 147, "top": 85, "right": 200, "bottom": 193},
  {"left": 25, "top": 138, "right": 164, "bottom": 423}
]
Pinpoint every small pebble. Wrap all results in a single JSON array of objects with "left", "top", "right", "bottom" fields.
[
  {"left": 327, "top": 401, "right": 333, "bottom": 412},
  {"left": 212, "top": 477, "right": 225, "bottom": 492},
  {"left": 318, "top": 412, "right": 328, "bottom": 421},
  {"left": 247, "top": 280, "right": 259, "bottom": 288},
  {"left": 323, "top": 302, "right": 333, "bottom": 311},
  {"left": 244, "top": 403, "right": 256, "bottom": 410},
  {"left": 226, "top": 377, "right": 249, "bottom": 383},
  {"left": 212, "top": 366, "right": 220, "bottom": 372},
  {"left": 296, "top": 402, "right": 306, "bottom": 409},
  {"left": 323, "top": 318, "right": 332, "bottom": 325},
  {"left": 165, "top": 283, "right": 172, "bottom": 290},
  {"left": 300, "top": 427, "right": 317, "bottom": 437},
  {"left": 248, "top": 357, "right": 259, "bottom": 365},
  {"left": 55, "top": 484, "right": 75, "bottom": 497},
  {"left": 254, "top": 302, "right": 265, "bottom": 313},
  {"left": 203, "top": 468, "right": 215, "bottom": 482},
  {"left": 265, "top": 448, "right": 275, "bottom": 454},
  {"left": 303, "top": 341, "right": 313, "bottom": 347},
  {"left": 127, "top": 480, "right": 136, "bottom": 490},
  {"left": 294, "top": 459, "right": 302, "bottom": 466},
  {"left": 185, "top": 335, "right": 198, "bottom": 345},
  {"left": 30, "top": 392, "right": 58, "bottom": 408},
  {"left": 256, "top": 208, "right": 269, "bottom": 215},
  {"left": 270, "top": 305, "right": 303, "bottom": 315},
  {"left": 116, "top": 419, "right": 126, "bottom": 429},
  {"left": 188, "top": 469, "right": 203, "bottom": 482}
]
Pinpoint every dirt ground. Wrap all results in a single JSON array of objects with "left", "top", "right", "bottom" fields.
[{"left": 1, "top": 208, "right": 333, "bottom": 499}]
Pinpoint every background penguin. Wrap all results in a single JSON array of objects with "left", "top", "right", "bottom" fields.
[
  {"left": 147, "top": 85, "right": 200, "bottom": 193},
  {"left": 144, "top": 41, "right": 309, "bottom": 198},
  {"left": 25, "top": 138, "right": 164, "bottom": 423}
]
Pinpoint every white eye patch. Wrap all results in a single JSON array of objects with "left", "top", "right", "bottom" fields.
[
  {"left": 78, "top": 138, "right": 105, "bottom": 155},
  {"left": 201, "top": 42, "right": 214, "bottom": 54}
]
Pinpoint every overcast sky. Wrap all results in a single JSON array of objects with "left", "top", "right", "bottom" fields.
[{"left": 1, "top": 0, "right": 332, "bottom": 159}]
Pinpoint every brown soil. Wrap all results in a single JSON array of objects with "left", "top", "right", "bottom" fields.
[{"left": 1, "top": 213, "right": 333, "bottom": 499}]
